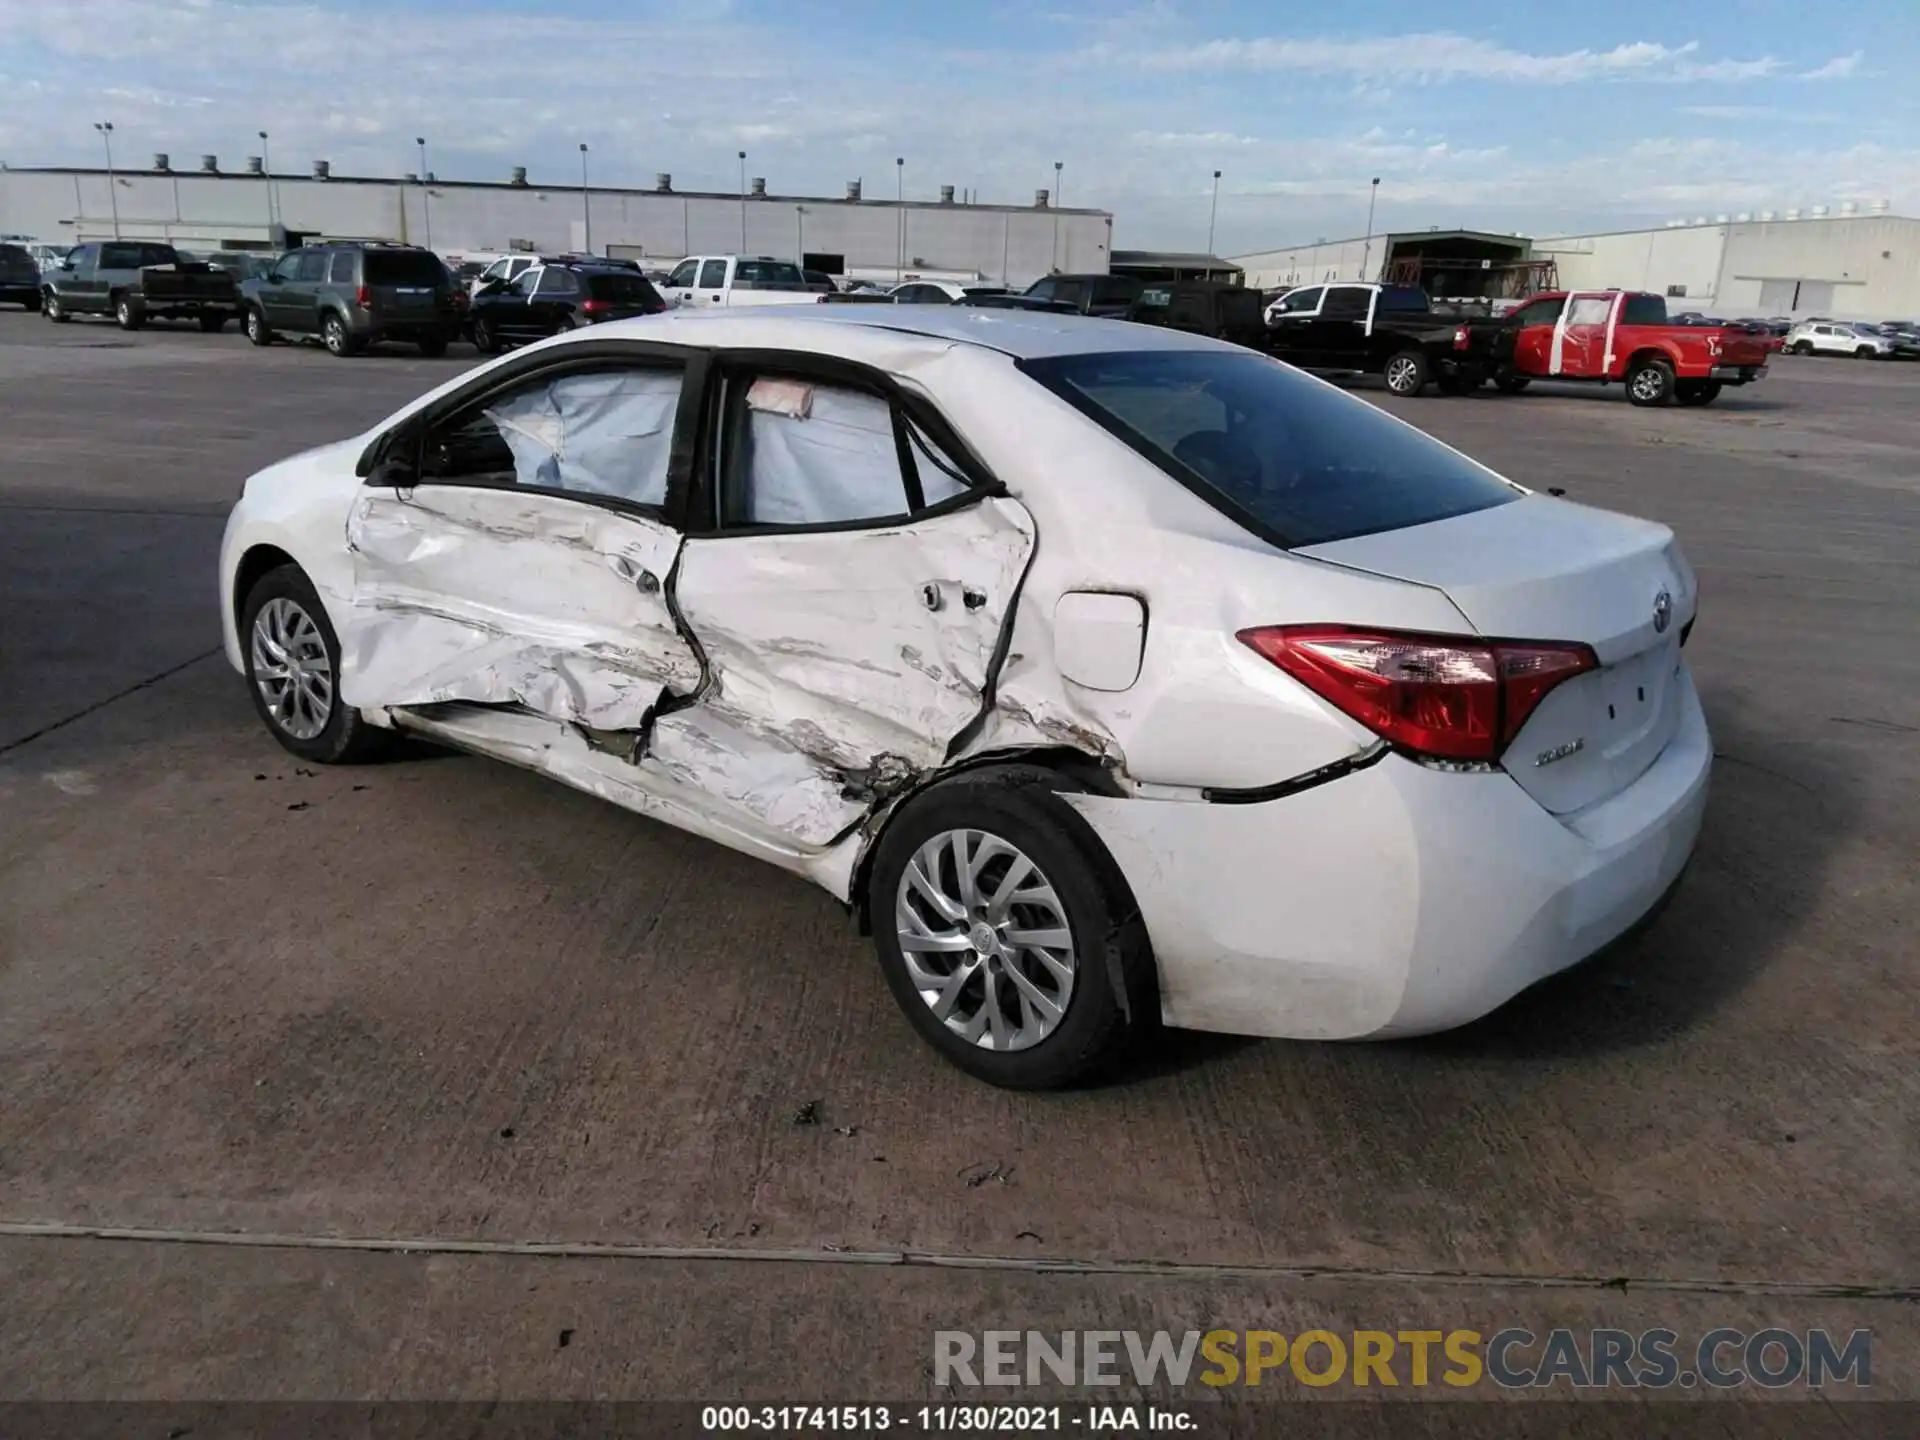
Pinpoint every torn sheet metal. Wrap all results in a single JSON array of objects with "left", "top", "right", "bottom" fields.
[
  {"left": 664, "top": 495, "right": 1035, "bottom": 848},
  {"left": 643, "top": 708, "right": 869, "bottom": 850},
  {"left": 339, "top": 488, "right": 698, "bottom": 729}
]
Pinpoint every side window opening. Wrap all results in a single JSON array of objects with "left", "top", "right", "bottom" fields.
[
  {"left": 904, "top": 420, "right": 972, "bottom": 506},
  {"left": 329, "top": 251, "right": 356, "bottom": 283},
  {"left": 423, "top": 367, "right": 684, "bottom": 507},
  {"left": 698, "top": 259, "right": 729, "bottom": 289},
  {"left": 296, "top": 250, "right": 327, "bottom": 282},
  {"left": 722, "top": 378, "right": 914, "bottom": 528}
]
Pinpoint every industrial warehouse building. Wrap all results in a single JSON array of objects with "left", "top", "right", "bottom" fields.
[
  {"left": 0, "top": 156, "right": 1114, "bottom": 287},
  {"left": 1233, "top": 206, "right": 1920, "bottom": 321}
]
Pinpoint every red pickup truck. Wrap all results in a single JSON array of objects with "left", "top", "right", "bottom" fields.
[{"left": 1474, "top": 290, "right": 1771, "bottom": 406}]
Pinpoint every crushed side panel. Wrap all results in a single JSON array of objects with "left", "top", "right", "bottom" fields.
[{"left": 340, "top": 488, "right": 698, "bottom": 729}]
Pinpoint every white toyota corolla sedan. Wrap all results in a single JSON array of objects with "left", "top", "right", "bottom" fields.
[{"left": 220, "top": 307, "right": 1709, "bottom": 1087}]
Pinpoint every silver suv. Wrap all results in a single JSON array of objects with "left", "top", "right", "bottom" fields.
[{"left": 1784, "top": 320, "right": 1894, "bottom": 359}]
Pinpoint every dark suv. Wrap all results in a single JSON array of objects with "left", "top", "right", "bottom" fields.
[
  {"left": 1023, "top": 272, "right": 1145, "bottom": 317},
  {"left": 468, "top": 261, "right": 667, "bottom": 353},
  {"left": 0, "top": 244, "right": 42, "bottom": 309},
  {"left": 240, "top": 243, "right": 464, "bottom": 356}
]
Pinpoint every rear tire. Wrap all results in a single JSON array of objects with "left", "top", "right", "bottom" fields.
[
  {"left": 1493, "top": 368, "right": 1531, "bottom": 394},
  {"left": 198, "top": 311, "right": 227, "bottom": 333},
  {"left": 417, "top": 334, "right": 449, "bottom": 357},
  {"left": 867, "top": 769, "right": 1155, "bottom": 1090},
  {"left": 321, "top": 312, "right": 360, "bottom": 357},
  {"left": 1675, "top": 380, "right": 1722, "bottom": 407},
  {"left": 114, "top": 295, "right": 144, "bottom": 331},
  {"left": 471, "top": 317, "right": 501, "bottom": 355},
  {"left": 1382, "top": 349, "right": 1430, "bottom": 397},
  {"left": 1626, "top": 356, "right": 1676, "bottom": 407},
  {"left": 23, "top": 293, "right": 41, "bottom": 313},
  {"left": 239, "top": 564, "right": 389, "bottom": 765},
  {"left": 246, "top": 306, "right": 276, "bottom": 346}
]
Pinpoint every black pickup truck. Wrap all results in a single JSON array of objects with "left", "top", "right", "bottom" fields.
[
  {"left": 41, "top": 241, "right": 242, "bottom": 331},
  {"left": 1262, "top": 281, "right": 1479, "bottom": 396}
]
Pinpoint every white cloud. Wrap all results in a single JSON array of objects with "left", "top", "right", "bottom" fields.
[{"left": 1800, "top": 52, "right": 1863, "bottom": 80}]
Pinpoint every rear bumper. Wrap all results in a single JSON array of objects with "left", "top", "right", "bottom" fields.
[
  {"left": 358, "top": 317, "right": 462, "bottom": 341},
  {"left": 1067, "top": 669, "right": 1712, "bottom": 1040},
  {"left": 0, "top": 283, "right": 39, "bottom": 302},
  {"left": 1710, "top": 364, "right": 1766, "bottom": 383}
]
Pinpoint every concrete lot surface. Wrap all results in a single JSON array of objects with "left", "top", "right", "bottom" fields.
[{"left": 0, "top": 313, "right": 1915, "bottom": 1419}]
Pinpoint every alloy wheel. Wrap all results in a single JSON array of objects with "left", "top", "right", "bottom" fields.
[
  {"left": 250, "top": 597, "right": 334, "bottom": 740},
  {"left": 1631, "top": 368, "right": 1664, "bottom": 402},
  {"left": 1386, "top": 357, "right": 1419, "bottom": 393},
  {"left": 894, "top": 828, "right": 1077, "bottom": 1052}
]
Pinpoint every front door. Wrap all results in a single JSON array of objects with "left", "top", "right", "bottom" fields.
[
  {"left": 1552, "top": 292, "right": 1616, "bottom": 377},
  {"left": 1312, "top": 284, "right": 1374, "bottom": 368},
  {"left": 1500, "top": 294, "right": 1567, "bottom": 376},
  {"left": 1264, "top": 285, "right": 1324, "bottom": 365},
  {"left": 691, "top": 257, "right": 730, "bottom": 307},
  {"left": 261, "top": 249, "right": 306, "bottom": 328},
  {"left": 657, "top": 365, "right": 1035, "bottom": 851},
  {"left": 62, "top": 245, "right": 100, "bottom": 310},
  {"left": 530, "top": 265, "right": 581, "bottom": 333},
  {"left": 338, "top": 356, "right": 699, "bottom": 734},
  {"left": 491, "top": 266, "right": 543, "bottom": 338}
]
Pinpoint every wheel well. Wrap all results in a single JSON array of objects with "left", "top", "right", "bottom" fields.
[
  {"left": 232, "top": 544, "right": 299, "bottom": 628},
  {"left": 847, "top": 747, "right": 1123, "bottom": 936},
  {"left": 1626, "top": 346, "right": 1674, "bottom": 372}
]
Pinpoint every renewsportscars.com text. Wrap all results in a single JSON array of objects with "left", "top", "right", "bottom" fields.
[{"left": 934, "top": 1327, "right": 1872, "bottom": 1390}]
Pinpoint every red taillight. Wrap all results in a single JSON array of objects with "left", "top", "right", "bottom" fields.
[
  {"left": 581, "top": 298, "right": 610, "bottom": 316},
  {"left": 1237, "top": 626, "right": 1597, "bottom": 762},
  {"left": 452, "top": 289, "right": 470, "bottom": 310},
  {"left": 354, "top": 285, "right": 371, "bottom": 308},
  {"left": 1453, "top": 326, "right": 1470, "bottom": 350}
]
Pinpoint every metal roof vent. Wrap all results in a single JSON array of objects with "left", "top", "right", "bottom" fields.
[
  {"left": 509, "top": 166, "right": 528, "bottom": 186},
  {"left": 200, "top": 155, "right": 219, "bottom": 173},
  {"left": 939, "top": 184, "right": 954, "bottom": 204},
  {"left": 1735, "top": 212, "right": 1751, "bottom": 223},
  {"left": 1785, "top": 208, "right": 1802, "bottom": 220},
  {"left": 1869, "top": 198, "right": 1891, "bottom": 214},
  {"left": 655, "top": 173, "right": 673, "bottom": 192},
  {"left": 1840, "top": 200, "right": 1859, "bottom": 216},
  {"left": 1759, "top": 210, "right": 1777, "bottom": 221},
  {"left": 1692, "top": 215, "right": 1708, "bottom": 226},
  {"left": 313, "top": 159, "right": 331, "bottom": 180},
  {"left": 1713, "top": 213, "right": 1729, "bottom": 224},
  {"left": 846, "top": 179, "right": 862, "bottom": 200},
  {"left": 246, "top": 155, "right": 264, "bottom": 175},
  {"left": 1811, "top": 204, "right": 1830, "bottom": 218},
  {"left": 152, "top": 153, "right": 170, "bottom": 172},
  {"left": 1035, "top": 188, "right": 1050, "bottom": 208},
  {"left": 750, "top": 176, "right": 766, "bottom": 197}
]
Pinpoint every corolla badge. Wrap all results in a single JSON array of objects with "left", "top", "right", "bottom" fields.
[
  {"left": 1534, "top": 738, "right": 1585, "bottom": 768},
  {"left": 1652, "top": 589, "right": 1673, "bottom": 634}
]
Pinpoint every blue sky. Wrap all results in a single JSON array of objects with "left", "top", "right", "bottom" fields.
[{"left": 1, "top": 0, "right": 1915, "bottom": 252}]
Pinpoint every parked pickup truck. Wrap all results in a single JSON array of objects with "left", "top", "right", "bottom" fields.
[
  {"left": 41, "top": 241, "right": 241, "bottom": 331},
  {"left": 1263, "top": 282, "right": 1482, "bottom": 396},
  {"left": 1470, "top": 290, "right": 1770, "bottom": 406},
  {"left": 660, "top": 255, "right": 822, "bottom": 309}
]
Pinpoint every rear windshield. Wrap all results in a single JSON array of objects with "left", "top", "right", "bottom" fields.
[
  {"left": 587, "top": 271, "right": 665, "bottom": 304},
  {"left": 100, "top": 243, "right": 181, "bottom": 269},
  {"left": 734, "top": 260, "right": 807, "bottom": 290},
  {"left": 1024, "top": 349, "right": 1518, "bottom": 548},
  {"left": 363, "top": 251, "right": 448, "bottom": 286},
  {"left": 0, "top": 244, "right": 34, "bottom": 268},
  {"left": 1621, "top": 293, "right": 1668, "bottom": 325}
]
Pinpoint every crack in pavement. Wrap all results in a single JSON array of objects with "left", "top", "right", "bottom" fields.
[
  {"left": 0, "top": 648, "right": 223, "bottom": 758},
  {"left": 2, "top": 1222, "right": 1912, "bottom": 1304}
]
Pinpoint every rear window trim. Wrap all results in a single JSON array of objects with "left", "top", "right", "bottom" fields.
[{"left": 1019, "top": 350, "right": 1519, "bottom": 552}]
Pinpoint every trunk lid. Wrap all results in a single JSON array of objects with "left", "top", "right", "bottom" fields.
[
  {"left": 1300, "top": 495, "right": 1697, "bottom": 815},
  {"left": 363, "top": 253, "right": 452, "bottom": 318}
]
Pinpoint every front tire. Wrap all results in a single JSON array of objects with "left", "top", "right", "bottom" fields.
[
  {"left": 1382, "top": 349, "right": 1430, "bottom": 397},
  {"left": 44, "top": 291, "right": 69, "bottom": 323},
  {"left": 1626, "top": 356, "right": 1676, "bottom": 406},
  {"left": 1789, "top": 341, "right": 1813, "bottom": 355},
  {"left": 246, "top": 306, "right": 276, "bottom": 346},
  {"left": 867, "top": 771, "right": 1154, "bottom": 1089},
  {"left": 239, "top": 564, "right": 388, "bottom": 765},
  {"left": 471, "top": 317, "right": 501, "bottom": 354},
  {"left": 114, "top": 295, "right": 143, "bottom": 331},
  {"left": 1855, "top": 345, "right": 1878, "bottom": 359}
]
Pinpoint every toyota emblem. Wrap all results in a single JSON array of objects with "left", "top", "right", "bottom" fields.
[{"left": 1652, "top": 589, "right": 1673, "bottom": 634}]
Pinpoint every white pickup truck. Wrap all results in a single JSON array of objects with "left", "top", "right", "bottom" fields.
[{"left": 661, "top": 255, "right": 822, "bottom": 309}]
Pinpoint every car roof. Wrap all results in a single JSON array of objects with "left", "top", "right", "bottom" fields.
[{"left": 581, "top": 305, "right": 1232, "bottom": 360}]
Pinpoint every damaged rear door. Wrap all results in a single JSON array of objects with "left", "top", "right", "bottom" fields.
[
  {"left": 339, "top": 354, "right": 702, "bottom": 735},
  {"left": 648, "top": 363, "right": 1035, "bottom": 851}
]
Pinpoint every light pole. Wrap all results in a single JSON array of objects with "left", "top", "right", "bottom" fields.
[
  {"left": 94, "top": 122, "right": 120, "bottom": 239},
  {"left": 895, "top": 157, "right": 905, "bottom": 280},
  {"left": 1206, "top": 169, "right": 1222, "bottom": 257},
  {"left": 794, "top": 204, "right": 806, "bottom": 265},
  {"left": 579, "top": 143, "right": 592, "bottom": 255},
  {"left": 1051, "top": 160, "right": 1063, "bottom": 271},
  {"left": 1359, "top": 176, "right": 1380, "bottom": 281},
  {"left": 258, "top": 130, "right": 274, "bottom": 229},
  {"left": 416, "top": 137, "right": 432, "bottom": 251},
  {"left": 738, "top": 150, "right": 747, "bottom": 251}
]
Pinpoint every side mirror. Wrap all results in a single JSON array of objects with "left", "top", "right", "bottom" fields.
[
  {"left": 58, "top": 259, "right": 75, "bottom": 271},
  {"left": 266, "top": 272, "right": 285, "bottom": 285}
]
